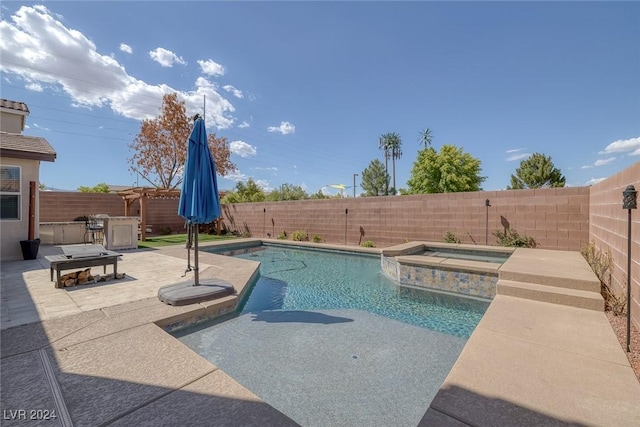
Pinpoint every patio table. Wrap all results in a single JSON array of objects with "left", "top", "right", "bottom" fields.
[{"left": 45, "top": 244, "right": 122, "bottom": 288}]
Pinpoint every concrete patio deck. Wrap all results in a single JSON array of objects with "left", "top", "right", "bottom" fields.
[{"left": 1, "top": 241, "right": 639, "bottom": 426}]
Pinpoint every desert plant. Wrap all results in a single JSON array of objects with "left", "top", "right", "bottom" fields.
[
  {"left": 580, "top": 242, "right": 626, "bottom": 315},
  {"left": 360, "top": 240, "right": 376, "bottom": 248},
  {"left": 312, "top": 234, "right": 323, "bottom": 243},
  {"left": 292, "top": 230, "right": 309, "bottom": 241},
  {"left": 493, "top": 228, "right": 537, "bottom": 248},
  {"left": 277, "top": 230, "right": 288, "bottom": 240},
  {"left": 443, "top": 231, "right": 461, "bottom": 244}
]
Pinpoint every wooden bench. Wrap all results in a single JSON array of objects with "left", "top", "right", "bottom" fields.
[{"left": 45, "top": 251, "right": 121, "bottom": 289}]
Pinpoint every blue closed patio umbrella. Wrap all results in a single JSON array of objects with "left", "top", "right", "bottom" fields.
[{"left": 158, "top": 115, "right": 234, "bottom": 305}]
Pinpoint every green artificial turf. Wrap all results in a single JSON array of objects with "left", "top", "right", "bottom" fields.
[{"left": 137, "top": 233, "right": 237, "bottom": 248}]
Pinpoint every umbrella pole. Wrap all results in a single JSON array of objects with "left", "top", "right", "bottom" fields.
[{"left": 194, "top": 224, "right": 199, "bottom": 286}]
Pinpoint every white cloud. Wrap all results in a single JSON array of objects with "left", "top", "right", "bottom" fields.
[
  {"left": 197, "top": 59, "right": 224, "bottom": 76},
  {"left": 267, "top": 121, "right": 295, "bottom": 135},
  {"left": 119, "top": 43, "right": 132, "bottom": 54},
  {"left": 149, "top": 47, "right": 186, "bottom": 67},
  {"left": 223, "top": 84, "right": 243, "bottom": 98},
  {"left": 223, "top": 171, "right": 247, "bottom": 182},
  {"left": 252, "top": 166, "right": 278, "bottom": 172},
  {"left": 505, "top": 148, "right": 526, "bottom": 154},
  {"left": 230, "top": 140, "right": 257, "bottom": 158},
  {"left": 25, "top": 82, "right": 42, "bottom": 92},
  {"left": 506, "top": 153, "right": 530, "bottom": 162},
  {"left": 581, "top": 157, "right": 616, "bottom": 169},
  {"left": 254, "top": 179, "right": 271, "bottom": 191},
  {"left": 600, "top": 137, "right": 640, "bottom": 156},
  {"left": 0, "top": 6, "right": 235, "bottom": 128},
  {"left": 32, "top": 123, "right": 50, "bottom": 131},
  {"left": 238, "top": 121, "right": 250, "bottom": 128},
  {"left": 586, "top": 177, "right": 607, "bottom": 186},
  {"left": 594, "top": 157, "right": 616, "bottom": 166}
]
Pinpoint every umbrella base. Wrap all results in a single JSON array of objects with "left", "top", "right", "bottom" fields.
[{"left": 158, "top": 279, "right": 235, "bottom": 306}]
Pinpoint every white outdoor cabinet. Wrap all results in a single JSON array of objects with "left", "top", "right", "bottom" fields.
[
  {"left": 39, "top": 222, "right": 85, "bottom": 245},
  {"left": 103, "top": 217, "right": 139, "bottom": 250}
]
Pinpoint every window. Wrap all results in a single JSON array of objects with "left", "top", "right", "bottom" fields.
[{"left": 0, "top": 165, "right": 21, "bottom": 220}]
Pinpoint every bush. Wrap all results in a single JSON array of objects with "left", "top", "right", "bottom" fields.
[
  {"left": 312, "top": 234, "right": 323, "bottom": 243},
  {"left": 493, "top": 228, "right": 537, "bottom": 248},
  {"left": 277, "top": 230, "right": 288, "bottom": 240},
  {"left": 159, "top": 226, "right": 172, "bottom": 235},
  {"left": 443, "top": 231, "right": 461, "bottom": 244},
  {"left": 360, "top": 240, "right": 375, "bottom": 248},
  {"left": 581, "top": 242, "right": 625, "bottom": 315},
  {"left": 292, "top": 230, "right": 309, "bottom": 241}
]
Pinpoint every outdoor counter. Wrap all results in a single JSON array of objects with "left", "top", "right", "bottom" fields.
[{"left": 103, "top": 217, "right": 140, "bottom": 250}]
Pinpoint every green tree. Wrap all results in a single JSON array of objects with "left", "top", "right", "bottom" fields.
[
  {"left": 379, "top": 132, "right": 402, "bottom": 193},
  {"left": 221, "top": 178, "right": 265, "bottom": 203},
  {"left": 309, "top": 189, "right": 329, "bottom": 199},
  {"left": 267, "top": 183, "right": 308, "bottom": 201},
  {"left": 508, "top": 153, "right": 566, "bottom": 189},
  {"left": 406, "top": 145, "right": 486, "bottom": 193},
  {"left": 360, "top": 159, "right": 390, "bottom": 196},
  {"left": 77, "top": 182, "right": 111, "bottom": 193}
]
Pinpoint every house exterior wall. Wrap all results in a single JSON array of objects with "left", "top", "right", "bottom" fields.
[
  {"left": 589, "top": 161, "right": 640, "bottom": 330},
  {"left": 0, "top": 111, "right": 24, "bottom": 133},
  {"left": 0, "top": 157, "right": 40, "bottom": 260}
]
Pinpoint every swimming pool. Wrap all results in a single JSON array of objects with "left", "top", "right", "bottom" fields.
[
  {"left": 208, "top": 244, "right": 489, "bottom": 337},
  {"left": 177, "top": 244, "right": 489, "bottom": 425}
]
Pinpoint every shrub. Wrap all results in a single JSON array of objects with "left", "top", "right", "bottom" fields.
[
  {"left": 277, "top": 230, "right": 288, "bottom": 240},
  {"left": 581, "top": 242, "right": 625, "bottom": 315},
  {"left": 360, "top": 240, "right": 375, "bottom": 248},
  {"left": 159, "top": 226, "right": 172, "bottom": 235},
  {"left": 443, "top": 231, "right": 461, "bottom": 244},
  {"left": 312, "top": 234, "right": 323, "bottom": 243},
  {"left": 292, "top": 230, "right": 309, "bottom": 241},
  {"left": 493, "top": 228, "right": 537, "bottom": 248}
]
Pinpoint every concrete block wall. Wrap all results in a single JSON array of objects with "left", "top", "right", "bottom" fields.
[
  {"left": 221, "top": 187, "right": 590, "bottom": 251},
  {"left": 39, "top": 192, "right": 187, "bottom": 234},
  {"left": 589, "top": 162, "right": 640, "bottom": 330}
]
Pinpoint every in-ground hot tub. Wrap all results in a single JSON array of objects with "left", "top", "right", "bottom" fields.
[{"left": 381, "top": 242, "right": 515, "bottom": 300}]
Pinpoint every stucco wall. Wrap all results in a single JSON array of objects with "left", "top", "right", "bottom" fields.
[
  {"left": 589, "top": 162, "right": 640, "bottom": 329},
  {"left": 0, "top": 157, "right": 40, "bottom": 261},
  {"left": 0, "top": 112, "right": 24, "bottom": 133}
]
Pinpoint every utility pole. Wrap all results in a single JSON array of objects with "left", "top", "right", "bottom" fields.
[{"left": 353, "top": 174, "right": 358, "bottom": 198}]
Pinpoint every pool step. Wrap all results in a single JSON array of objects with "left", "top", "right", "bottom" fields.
[
  {"left": 496, "top": 279, "right": 604, "bottom": 311},
  {"left": 498, "top": 249, "right": 601, "bottom": 293}
]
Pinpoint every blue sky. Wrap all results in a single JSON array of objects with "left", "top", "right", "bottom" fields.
[{"left": 1, "top": 2, "right": 638, "bottom": 194}]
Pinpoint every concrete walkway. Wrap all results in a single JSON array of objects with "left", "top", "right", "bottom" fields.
[{"left": 1, "top": 241, "right": 639, "bottom": 426}]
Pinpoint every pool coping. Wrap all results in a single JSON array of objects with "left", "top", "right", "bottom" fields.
[{"left": 2, "top": 240, "right": 639, "bottom": 425}]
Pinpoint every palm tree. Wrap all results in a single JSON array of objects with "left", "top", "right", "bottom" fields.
[
  {"left": 419, "top": 128, "right": 433, "bottom": 148},
  {"left": 379, "top": 132, "right": 402, "bottom": 193},
  {"left": 378, "top": 136, "right": 390, "bottom": 195}
]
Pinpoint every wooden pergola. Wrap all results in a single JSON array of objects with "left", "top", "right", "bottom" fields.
[
  {"left": 118, "top": 187, "right": 181, "bottom": 241},
  {"left": 117, "top": 187, "right": 223, "bottom": 241}
]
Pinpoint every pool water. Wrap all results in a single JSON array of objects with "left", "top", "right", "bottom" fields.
[
  {"left": 229, "top": 245, "right": 489, "bottom": 338},
  {"left": 177, "top": 245, "right": 490, "bottom": 425}
]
